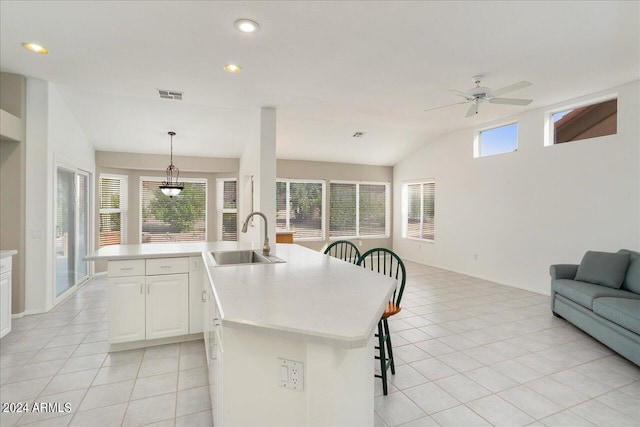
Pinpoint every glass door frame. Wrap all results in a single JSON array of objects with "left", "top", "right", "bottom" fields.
[{"left": 54, "top": 160, "right": 94, "bottom": 305}]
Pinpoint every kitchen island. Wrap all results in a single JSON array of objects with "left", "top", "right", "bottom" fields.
[{"left": 87, "top": 242, "right": 396, "bottom": 426}]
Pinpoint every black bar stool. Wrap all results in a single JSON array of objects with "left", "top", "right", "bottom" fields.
[{"left": 357, "top": 248, "right": 407, "bottom": 395}]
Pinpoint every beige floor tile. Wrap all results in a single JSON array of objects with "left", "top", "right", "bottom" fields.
[
  {"left": 176, "top": 385, "right": 211, "bottom": 417},
  {"left": 131, "top": 371, "right": 178, "bottom": 400},
  {"left": 79, "top": 380, "right": 134, "bottom": 411},
  {"left": 69, "top": 402, "right": 127, "bottom": 427},
  {"left": 122, "top": 392, "right": 176, "bottom": 426}
]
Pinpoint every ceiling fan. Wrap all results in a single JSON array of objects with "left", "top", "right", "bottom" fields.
[{"left": 425, "top": 75, "right": 533, "bottom": 117}]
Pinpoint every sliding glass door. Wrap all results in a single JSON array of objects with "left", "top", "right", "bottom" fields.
[{"left": 55, "top": 166, "right": 91, "bottom": 299}]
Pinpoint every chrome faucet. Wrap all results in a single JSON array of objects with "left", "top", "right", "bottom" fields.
[{"left": 241, "top": 211, "right": 270, "bottom": 256}]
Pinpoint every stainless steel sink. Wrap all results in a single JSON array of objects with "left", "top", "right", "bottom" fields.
[{"left": 209, "top": 250, "right": 285, "bottom": 266}]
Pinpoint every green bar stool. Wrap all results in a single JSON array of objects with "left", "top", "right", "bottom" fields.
[
  {"left": 357, "top": 248, "right": 407, "bottom": 396},
  {"left": 323, "top": 240, "right": 361, "bottom": 264}
]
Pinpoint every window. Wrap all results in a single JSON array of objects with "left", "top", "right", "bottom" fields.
[
  {"left": 403, "top": 181, "right": 435, "bottom": 241},
  {"left": 276, "top": 179, "right": 325, "bottom": 240},
  {"left": 329, "top": 181, "right": 390, "bottom": 239},
  {"left": 549, "top": 98, "right": 617, "bottom": 145},
  {"left": 475, "top": 122, "right": 518, "bottom": 157},
  {"left": 217, "top": 178, "right": 237, "bottom": 241},
  {"left": 140, "top": 178, "right": 207, "bottom": 243},
  {"left": 98, "top": 174, "right": 127, "bottom": 247}
]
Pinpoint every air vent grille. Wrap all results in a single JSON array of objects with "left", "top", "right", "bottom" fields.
[{"left": 158, "top": 89, "right": 183, "bottom": 100}]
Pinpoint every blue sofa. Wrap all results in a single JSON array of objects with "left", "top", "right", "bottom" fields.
[{"left": 550, "top": 249, "right": 640, "bottom": 366}]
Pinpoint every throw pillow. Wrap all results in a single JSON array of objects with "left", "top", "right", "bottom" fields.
[
  {"left": 575, "top": 251, "right": 630, "bottom": 289},
  {"left": 618, "top": 249, "right": 640, "bottom": 293}
]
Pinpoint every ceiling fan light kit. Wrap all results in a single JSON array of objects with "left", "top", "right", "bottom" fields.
[{"left": 425, "top": 75, "right": 533, "bottom": 117}]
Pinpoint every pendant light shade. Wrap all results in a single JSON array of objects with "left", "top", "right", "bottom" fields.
[{"left": 159, "top": 131, "right": 184, "bottom": 197}]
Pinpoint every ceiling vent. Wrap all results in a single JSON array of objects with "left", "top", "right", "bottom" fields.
[
  {"left": 158, "top": 89, "right": 183, "bottom": 100},
  {"left": 352, "top": 131, "right": 366, "bottom": 138}
]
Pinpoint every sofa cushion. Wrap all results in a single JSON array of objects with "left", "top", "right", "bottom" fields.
[
  {"left": 552, "top": 279, "right": 640, "bottom": 310},
  {"left": 575, "top": 251, "right": 630, "bottom": 289},
  {"left": 593, "top": 297, "right": 640, "bottom": 335},
  {"left": 618, "top": 249, "right": 640, "bottom": 294}
]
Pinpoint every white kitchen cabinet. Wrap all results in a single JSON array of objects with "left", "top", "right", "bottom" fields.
[
  {"left": 146, "top": 273, "right": 189, "bottom": 340},
  {"left": 0, "top": 271, "right": 10, "bottom": 338},
  {"left": 207, "top": 289, "right": 223, "bottom": 427},
  {"left": 188, "top": 256, "right": 204, "bottom": 334},
  {"left": 0, "top": 253, "right": 15, "bottom": 339},
  {"left": 107, "top": 256, "right": 198, "bottom": 345},
  {"left": 108, "top": 276, "right": 146, "bottom": 343}
]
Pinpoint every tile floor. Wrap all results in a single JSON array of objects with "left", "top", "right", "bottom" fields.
[{"left": 0, "top": 261, "right": 639, "bottom": 426}]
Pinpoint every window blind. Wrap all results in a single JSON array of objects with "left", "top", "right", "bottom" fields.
[
  {"left": 216, "top": 179, "right": 237, "bottom": 241},
  {"left": 330, "top": 182, "right": 389, "bottom": 238},
  {"left": 98, "top": 175, "right": 127, "bottom": 247},
  {"left": 405, "top": 182, "right": 435, "bottom": 241},
  {"left": 141, "top": 178, "right": 207, "bottom": 243},
  {"left": 329, "top": 183, "right": 357, "bottom": 237},
  {"left": 276, "top": 180, "right": 324, "bottom": 240},
  {"left": 359, "top": 184, "right": 387, "bottom": 236}
]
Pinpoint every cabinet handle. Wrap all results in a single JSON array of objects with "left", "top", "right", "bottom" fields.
[
  {"left": 140, "top": 283, "right": 143, "bottom": 294},
  {"left": 201, "top": 290, "right": 207, "bottom": 302},
  {"left": 147, "top": 283, "right": 151, "bottom": 294},
  {"left": 160, "top": 265, "right": 171, "bottom": 269},
  {"left": 121, "top": 267, "right": 133, "bottom": 271}
]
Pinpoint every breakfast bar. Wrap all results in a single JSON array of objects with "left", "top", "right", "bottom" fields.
[{"left": 86, "top": 243, "right": 396, "bottom": 426}]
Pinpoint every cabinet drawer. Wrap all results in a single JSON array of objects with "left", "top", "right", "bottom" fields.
[
  {"left": 108, "top": 260, "right": 146, "bottom": 277},
  {"left": 0, "top": 257, "right": 11, "bottom": 274},
  {"left": 146, "top": 257, "right": 189, "bottom": 276}
]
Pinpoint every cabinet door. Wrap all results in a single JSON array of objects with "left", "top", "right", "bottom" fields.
[
  {"left": 108, "top": 276, "right": 146, "bottom": 343},
  {"left": 146, "top": 273, "right": 189, "bottom": 340},
  {"left": 0, "top": 271, "right": 11, "bottom": 338},
  {"left": 188, "top": 257, "right": 204, "bottom": 334}
]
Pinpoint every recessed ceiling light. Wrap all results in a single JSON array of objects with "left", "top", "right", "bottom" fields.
[
  {"left": 21, "top": 42, "right": 48, "bottom": 54},
  {"left": 224, "top": 64, "right": 242, "bottom": 73},
  {"left": 234, "top": 19, "right": 260, "bottom": 33}
]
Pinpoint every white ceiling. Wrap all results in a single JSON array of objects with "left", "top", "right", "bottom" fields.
[{"left": 1, "top": 1, "right": 638, "bottom": 166}]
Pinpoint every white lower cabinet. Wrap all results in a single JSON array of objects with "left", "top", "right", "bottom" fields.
[
  {"left": 108, "top": 256, "right": 200, "bottom": 344},
  {"left": 146, "top": 273, "right": 189, "bottom": 340},
  {"left": 108, "top": 276, "right": 146, "bottom": 343},
  {"left": 0, "top": 256, "right": 13, "bottom": 339}
]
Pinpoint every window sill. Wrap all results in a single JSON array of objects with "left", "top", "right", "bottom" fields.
[
  {"left": 404, "top": 237, "right": 435, "bottom": 243},
  {"left": 329, "top": 235, "right": 390, "bottom": 241}
]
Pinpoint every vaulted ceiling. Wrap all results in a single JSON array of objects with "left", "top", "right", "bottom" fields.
[{"left": 1, "top": 1, "right": 638, "bottom": 165}]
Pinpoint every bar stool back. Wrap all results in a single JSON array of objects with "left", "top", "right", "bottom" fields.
[
  {"left": 323, "top": 240, "right": 361, "bottom": 264},
  {"left": 357, "top": 248, "right": 406, "bottom": 395}
]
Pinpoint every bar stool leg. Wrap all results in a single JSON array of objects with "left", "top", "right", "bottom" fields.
[
  {"left": 383, "top": 318, "right": 395, "bottom": 375},
  {"left": 376, "top": 320, "right": 388, "bottom": 395}
]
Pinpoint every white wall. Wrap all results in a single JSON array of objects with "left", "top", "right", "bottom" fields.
[
  {"left": 393, "top": 80, "right": 640, "bottom": 295},
  {"left": 24, "top": 80, "right": 95, "bottom": 313}
]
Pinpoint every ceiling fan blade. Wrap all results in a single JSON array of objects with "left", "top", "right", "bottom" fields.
[
  {"left": 424, "top": 101, "right": 468, "bottom": 112},
  {"left": 491, "top": 81, "right": 532, "bottom": 97},
  {"left": 489, "top": 97, "right": 533, "bottom": 106},
  {"left": 449, "top": 89, "right": 473, "bottom": 100},
  {"left": 465, "top": 102, "right": 478, "bottom": 118}
]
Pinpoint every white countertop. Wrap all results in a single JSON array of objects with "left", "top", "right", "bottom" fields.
[
  {"left": 84, "top": 241, "right": 256, "bottom": 261},
  {"left": 0, "top": 250, "right": 18, "bottom": 258},
  {"left": 205, "top": 244, "right": 397, "bottom": 349}
]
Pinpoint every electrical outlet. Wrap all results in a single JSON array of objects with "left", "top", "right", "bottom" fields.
[{"left": 279, "top": 358, "right": 303, "bottom": 391}]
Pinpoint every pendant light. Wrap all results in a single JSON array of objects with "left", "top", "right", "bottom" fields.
[{"left": 159, "top": 131, "right": 184, "bottom": 197}]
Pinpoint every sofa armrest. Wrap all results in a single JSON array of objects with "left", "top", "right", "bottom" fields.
[{"left": 550, "top": 264, "right": 579, "bottom": 280}]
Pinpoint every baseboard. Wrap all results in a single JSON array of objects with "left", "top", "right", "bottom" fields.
[
  {"left": 401, "top": 256, "right": 550, "bottom": 297},
  {"left": 109, "top": 333, "right": 204, "bottom": 352}
]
